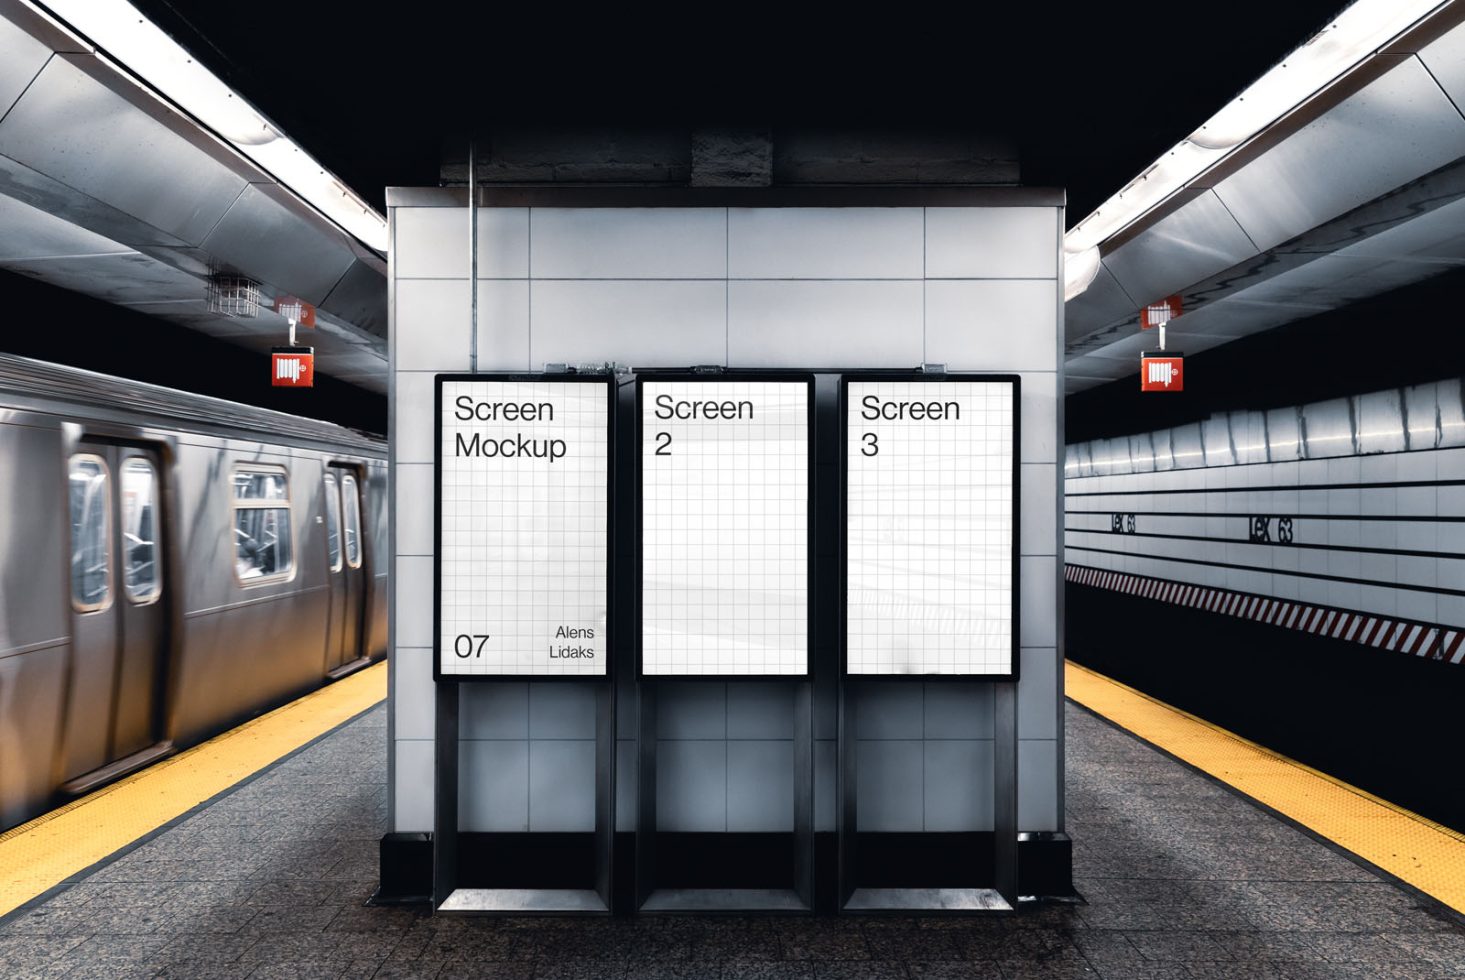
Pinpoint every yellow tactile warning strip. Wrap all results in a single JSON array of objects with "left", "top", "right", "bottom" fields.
[
  {"left": 1066, "top": 659, "right": 1465, "bottom": 916},
  {"left": 0, "top": 661, "right": 386, "bottom": 918}
]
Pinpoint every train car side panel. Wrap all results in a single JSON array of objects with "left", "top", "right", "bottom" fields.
[
  {"left": 167, "top": 443, "right": 331, "bottom": 744},
  {"left": 0, "top": 420, "right": 69, "bottom": 826}
]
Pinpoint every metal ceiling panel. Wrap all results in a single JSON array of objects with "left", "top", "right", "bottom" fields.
[
  {"left": 1168, "top": 288, "right": 1329, "bottom": 339},
  {"left": 1418, "top": 20, "right": 1465, "bottom": 119},
  {"left": 201, "top": 183, "right": 357, "bottom": 305},
  {"left": 0, "top": 152, "right": 190, "bottom": 248},
  {"left": 1211, "top": 58, "right": 1465, "bottom": 254},
  {"left": 0, "top": 250, "right": 198, "bottom": 305},
  {"left": 0, "top": 11, "right": 50, "bottom": 121},
  {"left": 320, "top": 259, "right": 388, "bottom": 340},
  {"left": 319, "top": 348, "right": 389, "bottom": 374},
  {"left": 1327, "top": 194, "right": 1465, "bottom": 265},
  {"left": 1085, "top": 326, "right": 1232, "bottom": 363},
  {"left": 1064, "top": 262, "right": 1135, "bottom": 342},
  {"left": 1063, "top": 376, "right": 1111, "bottom": 396},
  {"left": 1228, "top": 253, "right": 1441, "bottom": 309},
  {"left": 0, "top": 7, "right": 385, "bottom": 396},
  {"left": 0, "top": 192, "right": 130, "bottom": 261},
  {"left": 0, "top": 55, "right": 250, "bottom": 245},
  {"left": 1064, "top": 353, "right": 1130, "bottom": 383},
  {"left": 117, "top": 300, "right": 274, "bottom": 339},
  {"left": 117, "top": 297, "right": 387, "bottom": 395},
  {"left": 1101, "top": 190, "right": 1258, "bottom": 307}
]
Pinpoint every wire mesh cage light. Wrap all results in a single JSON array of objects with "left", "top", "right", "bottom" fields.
[{"left": 206, "top": 273, "right": 261, "bottom": 318}]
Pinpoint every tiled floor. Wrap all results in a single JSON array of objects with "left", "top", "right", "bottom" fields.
[{"left": 3, "top": 702, "right": 1463, "bottom": 979}]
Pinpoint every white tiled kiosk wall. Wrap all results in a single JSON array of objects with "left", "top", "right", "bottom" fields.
[{"left": 389, "top": 201, "right": 1063, "bottom": 836}]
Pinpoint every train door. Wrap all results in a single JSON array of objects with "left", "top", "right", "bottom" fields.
[
  {"left": 323, "top": 464, "right": 368, "bottom": 677},
  {"left": 63, "top": 443, "right": 169, "bottom": 790},
  {"left": 321, "top": 470, "right": 345, "bottom": 672}
]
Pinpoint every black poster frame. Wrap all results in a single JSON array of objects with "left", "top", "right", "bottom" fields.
[
  {"left": 838, "top": 371, "right": 1022, "bottom": 681},
  {"left": 432, "top": 372, "right": 617, "bottom": 683},
  {"left": 634, "top": 370, "right": 818, "bottom": 682}
]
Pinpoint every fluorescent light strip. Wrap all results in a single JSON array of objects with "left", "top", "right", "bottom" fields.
[
  {"left": 35, "top": 0, "right": 388, "bottom": 252},
  {"left": 1064, "top": 0, "right": 1445, "bottom": 282}
]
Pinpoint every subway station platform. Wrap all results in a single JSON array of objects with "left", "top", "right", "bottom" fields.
[{"left": 1, "top": 665, "right": 1462, "bottom": 979}]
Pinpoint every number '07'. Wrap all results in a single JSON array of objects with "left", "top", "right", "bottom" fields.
[{"left": 453, "top": 634, "right": 490, "bottom": 658}]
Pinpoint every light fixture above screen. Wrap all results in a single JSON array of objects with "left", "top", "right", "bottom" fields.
[
  {"left": 1062, "top": 0, "right": 1445, "bottom": 297},
  {"left": 32, "top": 0, "right": 389, "bottom": 253}
]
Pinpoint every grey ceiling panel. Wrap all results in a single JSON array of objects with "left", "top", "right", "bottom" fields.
[
  {"left": 1085, "top": 327, "right": 1232, "bottom": 365},
  {"left": 133, "top": 244, "right": 214, "bottom": 279},
  {"left": 1102, "top": 190, "right": 1258, "bottom": 306},
  {"left": 1329, "top": 194, "right": 1465, "bottom": 264},
  {"left": 1418, "top": 21, "right": 1465, "bottom": 119},
  {"left": 320, "top": 349, "right": 389, "bottom": 375},
  {"left": 0, "top": 153, "right": 190, "bottom": 248},
  {"left": 0, "top": 250, "right": 199, "bottom": 305},
  {"left": 118, "top": 300, "right": 274, "bottom": 339},
  {"left": 1225, "top": 252, "right": 1438, "bottom": 310},
  {"left": 1064, "top": 262, "right": 1135, "bottom": 342},
  {"left": 1168, "top": 291, "right": 1322, "bottom": 338},
  {"left": 0, "top": 192, "right": 131, "bottom": 261},
  {"left": 0, "top": 55, "right": 250, "bottom": 245},
  {"left": 1211, "top": 58, "right": 1465, "bottom": 253},
  {"left": 320, "top": 259, "right": 387, "bottom": 340},
  {"left": 0, "top": 12, "right": 50, "bottom": 121},
  {"left": 0, "top": 9, "right": 384, "bottom": 396},
  {"left": 1065, "top": 351, "right": 1131, "bottom": 378},
  {"left": 201, "top": 183, "right": 356, "bottom": 305}
]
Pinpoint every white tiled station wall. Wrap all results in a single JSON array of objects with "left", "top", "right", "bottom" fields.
[
  {"left": 1064, "top": 380, "right": 1465, "bottom": 631},
  {"left": 390, "top": 203, "right": 1063, "bottom": 835}
]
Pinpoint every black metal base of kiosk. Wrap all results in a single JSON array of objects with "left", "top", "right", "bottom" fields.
[
  {"left": 635, "top": 682, "right": 816, "bottom": 915},
  {"left": 844, "top": 888, "right": 1012, "bottom": 913},
  {"left": 432, "top": 682, "right": 617, "bottom": 916},
  {"left": 437, "top": 888, "right": 610, "bottom": 914},
  {"left": 838, "top": 681, "right": 1021, "bottom": 913},
  {"left": 640, "top": 888, "right": 809, "bottom": 913}
]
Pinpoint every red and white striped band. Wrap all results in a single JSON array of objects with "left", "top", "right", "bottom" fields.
[{"left": 1064, "top": 563, "right": 1465, "bottom": 665}]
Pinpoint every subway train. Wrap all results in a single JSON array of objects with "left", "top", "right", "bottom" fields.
[{"left": 0, "top": 354, "right": 387, "bottom": 831}]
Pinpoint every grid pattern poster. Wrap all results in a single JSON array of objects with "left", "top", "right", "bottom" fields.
[
  {"left": 437, "top": 377, "right": 609, "bottom": 677},
  {"left": 641, "top": 379, "right": 810, "bottom": 676},
  {"left": 846, "top": 378, "right": 1016, "bottom": 676}
]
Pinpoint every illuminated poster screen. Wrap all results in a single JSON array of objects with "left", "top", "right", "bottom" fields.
[
  {"left": 640, "top": 377, "right": 811, "bottom": 676},
  {"left": 845, "top": 376, "right": 1018, "bottom": 676},
  {"left": 436, "top": 376, "right": 610, "bottom": 678}
]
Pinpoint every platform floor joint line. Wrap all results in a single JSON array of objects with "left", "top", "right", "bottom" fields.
[
  {"left": 0, "top": 662, "right": 387, "bottom": 918},
  {"left": 1065, "top": 659, "right": 1465, "bottom": 916}
]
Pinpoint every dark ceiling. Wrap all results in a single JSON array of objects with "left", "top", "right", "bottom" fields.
[{"left": 129, "top": 1, "right": 1346, "bottom": 222}]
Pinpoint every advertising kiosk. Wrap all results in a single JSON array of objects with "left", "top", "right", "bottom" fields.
[
  {"left": 384, "top": 186, "right": 1067, "bottom": 913},
  {"left": 431, "top": 372, "right": 616, "bottom": 913},
  {"left": 838, "top": 372, "right": 1021, "bottom": 910},
  {"left": 633, "top": 371, "right": 816, "bottom": 912}
]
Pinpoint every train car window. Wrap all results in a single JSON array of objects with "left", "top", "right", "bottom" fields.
[
  {"left": 121, "top": 458, "right": 161, "bottom": 602},
  {"left": 342, "top": 473, "right": 362, "bottom": 569},
  {"left": 232, "top": 465, "right": 293, "bottom": 584},
  {"left": 323, "top": 472, "right": 342, "bottom": 572},
  {"left": 68, "top": 455, "right": 111, "bottom": 611}
]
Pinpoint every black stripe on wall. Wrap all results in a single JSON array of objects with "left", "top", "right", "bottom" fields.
[
  {"left": 1066, "top": 510, "right": 1465, "bottom": 523},
  {"left": 1063, "top": 544, "right": 1465, "bottom": 598},
  {"left": 1062, "top": 527, "right": 1463, "bottom": 562},
  {"left": 1067, "top": 478, "right": 1465, "bottom": 498}
]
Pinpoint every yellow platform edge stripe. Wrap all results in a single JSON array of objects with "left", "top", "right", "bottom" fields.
[
  {"left": 0, "top": 661, "right": 387, "bottom": 919},
  {"left": 1065, "top": 659, "right": 1465, "bottom": 915}
]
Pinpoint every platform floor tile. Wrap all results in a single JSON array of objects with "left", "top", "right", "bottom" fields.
[{"left": 1, "top": 701, "right": 1462, "bottom": 979}]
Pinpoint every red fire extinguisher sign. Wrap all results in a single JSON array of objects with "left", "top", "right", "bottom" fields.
[
  {"left": 1140, "top": 352, "right": 1183, "bottom": 392},
  {"left": 271, "top": 346, "right": 315, "bottom": 388}
]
